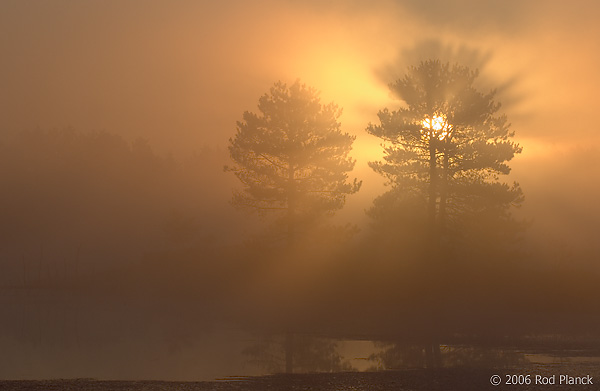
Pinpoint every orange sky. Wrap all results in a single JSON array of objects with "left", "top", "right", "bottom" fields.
[{"left": 2, "top": 1, "right": 598, "bottom": 148}]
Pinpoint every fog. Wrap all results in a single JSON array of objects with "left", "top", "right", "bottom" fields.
[{"left": 1, "top": 0, "right": 599, "bottom": 382}]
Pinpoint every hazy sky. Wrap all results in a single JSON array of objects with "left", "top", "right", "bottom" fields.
[
  {"left": 2, "top": 0, "right": 600, "bottom": 244},
  {"left": 2, "top": 1, "right": 598, "bottom": 146}
]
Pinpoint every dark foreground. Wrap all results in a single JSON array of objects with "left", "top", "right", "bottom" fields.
[{"left": 1, "top": 366, "right": 598, "bottom": 391}]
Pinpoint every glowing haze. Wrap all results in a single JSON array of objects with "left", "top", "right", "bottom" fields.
[
  {"left": 1, "top": 0, "right": 599, "bottom": 286},
  {"left": 1, "top": 0, "right": 599, "bottom": 250},
  {"left": 1, "top": 0, "right": 600, "bottom": 381}
]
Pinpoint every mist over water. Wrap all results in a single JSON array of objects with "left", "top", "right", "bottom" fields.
[{"left": 1, "top": 0, "right": 600, "bottom": 384}]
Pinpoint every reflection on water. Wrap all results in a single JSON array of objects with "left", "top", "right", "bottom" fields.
[{"left": 2, "top": 284, "right": 600, "bottom": 381}]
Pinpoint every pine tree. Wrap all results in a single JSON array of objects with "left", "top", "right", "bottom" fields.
[
  {"left": 226, "top": 80, "right": 361, "bottom": 373},
  {"left": 227, "top": 80, "right": 361, "bottom": 243},
  {"left": 366, "top": 60, "right": 524, "bottom": 368},
  {"left": 367, "top": 60, "right": 523, "bottom": 248}
]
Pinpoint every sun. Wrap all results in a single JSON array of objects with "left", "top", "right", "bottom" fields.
[{"left": 421, "top": 114, "right": 452, "bottom": 141}]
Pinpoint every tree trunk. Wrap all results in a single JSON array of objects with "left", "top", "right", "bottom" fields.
[
  {"left": 439, "top": 151, "right": 449, "bottom": 237},
  {"left": 285, "top": 162, "right": 296, "bottom": 374},
  {"left": 287, "top": 163, "right": 296, "bottom": 247},
  {"left": 285, "top": 332, "right": 294, "bottom": 374},
  {"left": 428, "top": 143, "right": 437, "bottom": 230},
  {"left": 426, "top": 143, "right": 443, "bottom": 370},
  {"left": 430, "top": 147, "right": 450, "bottom": 370}
]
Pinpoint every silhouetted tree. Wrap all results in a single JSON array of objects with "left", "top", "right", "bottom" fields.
[
  {"left": 368, "top": 60, "right": 522, "bottom": 241},
  {"left": 367, "top": 60, "right": 523, "bottom": 368},
  {"left": 226, "top": 80, "right": 361, "bottom": 372},
  {"left": 227, "top": 80, "right": 361, "bottom": 240}
]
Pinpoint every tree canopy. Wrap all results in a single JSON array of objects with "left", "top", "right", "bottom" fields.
[
  {"left": 367, "top": 60, "right": 523, "bottom": 250},
  {"left": 226, "top": 80, "right": 361, "bottom": 240}
]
